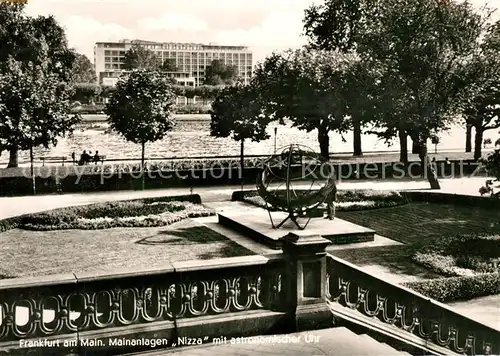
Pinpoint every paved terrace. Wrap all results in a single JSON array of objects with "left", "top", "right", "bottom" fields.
[{"left": 0, "top": 177, "right": 490, "bottom": 220}]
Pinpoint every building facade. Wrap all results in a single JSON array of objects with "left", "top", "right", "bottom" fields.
[{"left": 94, "top": 39, "right": 253, "bottom": 87}]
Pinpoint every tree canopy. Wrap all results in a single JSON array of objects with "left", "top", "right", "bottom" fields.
[
  {"left": 361, "top": 0, "right": 486, "bottom": 148},
  {"left": 251, "top": 49, "right": 356, "bottom": 159},
  {"left": 210, "top": 85, "right": 270, "bottom": 143},
  {"left": 71, "top": 53, "right": 96, "bottom": 83},
  {"left": 0, "top": 3, "right": 78, "bottom": 167},
  {"left": 303, "top": 0, "right": 491, "bottom": 169},
  {"left": 210, "top": 84, "right": 272, "bottom": 171},
  {"left": 122, "top": 44, "right": 160, "bottom": 71},
  {"left": 106, "top": 70, "right": 176, "bottom": 173},
  {"left": 204, "top": 60, "right": 238, "bottom": 85},
  {"left": 159, "top": 58, "right": 178, "bottom": 72},
  {"left": 71, "top": 82, "right": 102, "bottom": 104}
]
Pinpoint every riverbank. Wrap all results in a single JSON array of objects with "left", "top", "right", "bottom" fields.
[
  {"left": 81, "top": 112, "right": 211, "bottom": 122},
  {"left": 0, "top": 150, "right": 475, "bottom": 172}
]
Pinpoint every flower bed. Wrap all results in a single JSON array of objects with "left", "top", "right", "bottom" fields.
[
  {"left": 236, "top": 189, "right": 407, "bottom": 212},
  {"left": 412, "top": 234, "right": 500, "bottom": 277},
  {"left": 0, "top": 194, "right": 213, "bottom": 231},
  {"left": 404, "top": 233, "right": 500, "bottom": 301}
]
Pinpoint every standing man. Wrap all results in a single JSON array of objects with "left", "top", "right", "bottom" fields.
[{"left": 325, "top": 180, "right": 338, "bottom": 220}]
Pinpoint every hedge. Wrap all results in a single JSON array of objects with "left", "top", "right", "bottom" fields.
[
  {"left": 403, "top": 273, "right": 500, "bottom": 302},
  {"left": 401, "top": 191, "right": 500, "bottom": 209},
  {"left": 0, "top": 160, "right": 482, "bottom": 197},
  {"left": 233, "top": 189, "right": 408, "bottom": 212}
]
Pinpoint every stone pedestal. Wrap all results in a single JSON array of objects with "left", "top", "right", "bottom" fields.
[{"left": 282, "top": 232, "right": 333, "bottom": 331}]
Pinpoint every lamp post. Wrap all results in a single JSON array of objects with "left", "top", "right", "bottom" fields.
[{"left": 274, "top": 127, "right": 278, "bottom": 154}]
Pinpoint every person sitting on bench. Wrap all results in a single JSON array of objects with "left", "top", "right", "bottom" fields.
[{"left": 93, "top": 151, "right": 100, "bottom": 164}]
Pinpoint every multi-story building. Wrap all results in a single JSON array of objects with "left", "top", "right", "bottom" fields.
[{"left": 94, "top": 39, "right": 253, "bottom": 87}]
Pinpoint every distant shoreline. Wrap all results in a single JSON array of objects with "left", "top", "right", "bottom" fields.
[{"left": 81, "top": 114, "right": 210, "bottom": 122}]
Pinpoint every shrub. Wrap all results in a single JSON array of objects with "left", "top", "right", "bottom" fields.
[
  {"left": 413, "top": 234, "right": 500, "bottom": 276},
  {"left": 403, "top": 273, "right": 500, "bottom": 302},
  {"left": 0, "top": 216, "right": 22, "bottom": 233},
  {"left": 235, "top": 189, "right": 407, "bottom": 212},
  {"left": 412, "top": 252, "right": 476, "bottom": 277},
  {"left": 446, "top": 234, "right": 500, "bottom": 259}
]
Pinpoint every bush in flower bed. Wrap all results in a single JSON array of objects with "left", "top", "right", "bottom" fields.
[
  {"left": 0, "top": 216, "right": 23, "bottom": 233},
  {"left": 403, "top": 273, "right": 500, "bottom": 302},
  {"left": 236, "top": 189, "right": 407, "bottom": 212},
  {"left": 21, "top": 202, "right": 213, "bottom": 231},
  {"left": 0, "top": 194, "right": 212, "bottom": 232},
  {"left": 412, "top": 234, "right": 500, "bottom": 276}
]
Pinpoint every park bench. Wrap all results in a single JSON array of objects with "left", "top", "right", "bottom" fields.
[
  {"left": 39, "top": 156, "right": 67, "bottom": 166},
  {"left": 76, "top": 155, "right": 107, "bottom": 165}
]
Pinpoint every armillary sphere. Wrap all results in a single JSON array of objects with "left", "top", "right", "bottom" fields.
[{"left": 256, "top": 144, "right": 336, "bottom": 230}]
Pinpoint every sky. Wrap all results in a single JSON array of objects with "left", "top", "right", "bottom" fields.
[{"left": 24, "top": 0, "right": 499, "bottom": 65}]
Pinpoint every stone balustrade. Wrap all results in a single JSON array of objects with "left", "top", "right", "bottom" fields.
[
  {"left": 326, "top": 255, "right": 499, "bottom": 355},
  {"left": 1, "top": 234, "right": 499, "bottom": 355},
  {"left": 0, "top": 255, "right": 291, "bottom": 355}
]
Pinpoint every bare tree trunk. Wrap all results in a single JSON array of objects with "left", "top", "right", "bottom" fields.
[
  {"left": 141, "top": 141, "right": 146, "bottom": 190},
  {"left": 353, "top": 117, "right": 362, "bottom": 156},
  {"left": 418, "top": 142, "right": 440, "bottom": 189},
  {"left": 318, "top": 126, "right": 330, "bottom": 161},
  {"left": 398, "top": 128, "right": 408, "bottom": 164},
  {"left": 240, "top": 139, "right": 245, "bottom": 189},
  {"left": 7, "top": 147, "right": 18, "bottom": 168},
  {"left": 412, "top": 140, "right": 420, "bottom": 154},
  {"left": 474, "top": 127, "right": 483, "bottom": 161},
  {"left": 30, "top": 145, "right": 36, "bottom": 195},
  {"left": 465, "top": 124, "right": 472, "bottom": 153}
]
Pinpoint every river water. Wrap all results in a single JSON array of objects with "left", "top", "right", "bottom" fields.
[{"left": 0, "top": 114, "right": 494, "bottom": 164}]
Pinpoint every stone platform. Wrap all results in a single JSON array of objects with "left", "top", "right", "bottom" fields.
[{"left": 218, "top": 208, "right": 375, "bottom": 250}]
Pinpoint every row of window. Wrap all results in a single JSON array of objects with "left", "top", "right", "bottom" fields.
[
  {"left": 103, "top": 63, "right": 253, "bottom": 74},
  {"left": 103, "top": 49, "right": 252, "bottom": 59},
  {"left": 103, "top": 57, "right": 252, "bottom": 66}
]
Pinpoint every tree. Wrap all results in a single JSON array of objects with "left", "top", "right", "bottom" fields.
[
  {"left": 464, "top": 78, "right": 500, "bottom": 160},
  {"left": 303, "top": 0, "right": 378, "bottom": 157},
  {"left": 480, "top": 137, "right": 500, "bottom": 197},
  {"left": 367, "top": 0, "right": 489, "bottom": 188},
  {"left": 303, "top": 0, "right": 490, "bottom": 178},
  {"left": 0, "top": 3, "right": 78, "bottom": 168},
  {"left": 210, "top": 85, "right": 272, "bottom": 177},
  {"left": 106, "top": 70, "right": 175, "bottom": 189},
  {"left": 204, "top": 60, "right": 238, "bottom": 85},
  {"left": 71, "top": 83, "right": 102, "bottom": 104},
  {"left": 0, "top": 59, "right": 79, "bottom": 191},
  {"left": 462, "top": 20, "right": 500, "bottom": 160},
  {"left": 196, "top": 85, "right": 224, "bottom": 105},
  {"left": 252, "top": 49, "right": 355, "bottom": 160},
  {"left": 159, "top": 58, "right": 178, "bottom": 72},
  {"left": 122, "top": 44, "right": 159, "bottom": 71},
  {"left": 71, "top": 53, "right": 96, "bottom": 83}
]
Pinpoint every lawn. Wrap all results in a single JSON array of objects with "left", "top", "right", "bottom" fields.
[
  {"left": 331, "top": 202, "right": 500, "bottom": 280},
  {"left": 0, "top": 219, "right": 253, "bottom": 279}
]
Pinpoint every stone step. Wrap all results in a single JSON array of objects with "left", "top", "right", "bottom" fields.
[
  {"left": 218, "top": 208, "right": 375, "bottom": 249},
  {"left": 122, "top": 327, "right": 410, "bottom": 356},
  {"left": 358, "top": 333, "right": 413, "bottom": 355}
]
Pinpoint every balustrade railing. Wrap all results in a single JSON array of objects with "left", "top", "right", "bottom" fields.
[
  {"left": 326, "top": 254, "right": 499, "bottom": 355},
  {"left": 0, "top": 255, "right": 286, "bottom": 353},
  {"left": 2, "top": 236, "right": 499, "bottom": 355}
]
